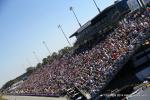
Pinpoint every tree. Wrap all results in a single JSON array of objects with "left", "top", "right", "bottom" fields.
[
  {"left": 51, "top": 52, "right": 58, "bottom": 59},
  {"left": 1, "top": 80, "right": 14, "bottom": 90},
  {"left": 42, "top": 58, "right": 48, "bottom": 65},
  {"left": 58, "top": 46, "right": 72, "bottom": 56},
  {"left": 36, "top": 63, "right": 42, "bottom": 69},
  {"left": 26, "top": 67, "right": 35, "bottom": 73}
]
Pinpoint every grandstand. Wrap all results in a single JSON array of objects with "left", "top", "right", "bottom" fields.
[
  {"left": 1, "top": 0, "right": 150, "bottom": 100},
  {"left": 70, "top": 0, "right": 129, "bottom": 47},
  {"left": 6, "top": 8, "right": 149, "bottom": 99}
]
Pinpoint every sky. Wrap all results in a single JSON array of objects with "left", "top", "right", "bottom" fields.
[{"left": 0, "top": 0, "right": 116, "bottom": 88}]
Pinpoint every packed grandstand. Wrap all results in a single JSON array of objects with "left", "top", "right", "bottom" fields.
[
  {"left": 1, "top": 0, "right": 150, "bottom": 100},
  {"left": 4, "top": 7, "right": 150, "bottom": 96}
]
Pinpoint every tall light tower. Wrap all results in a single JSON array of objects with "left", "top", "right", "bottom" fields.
[
  {"left": 92, "top": 0, "right": 101, "bottom": 13},
  {"left": 69, "top": 6, "right": 82, "bottom": 27},
  {"left": 58, "top": 24, "right": 72, "bottom": 46},
  {"left": 33, "top": 51, "right": 40, "bottom": 63},
  {"left": 42, "top": 41, "right": 51, "bottom": 56}
]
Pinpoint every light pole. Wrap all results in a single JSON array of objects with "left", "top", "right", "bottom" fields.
[
  {"left": 92, "top": 0, "right": 101, "bottom": 13},
  {"left": 58, "top": 24, "right": 72, "bottom": 46},
  {"left": 33, "top": 51, "right": 40, "bottom": 63},
  {"left": 43, "top": 41, "right": 51, "bottom": 56},
  {"left": 69, "top": 6, "right": 82, "bottom": 27}
]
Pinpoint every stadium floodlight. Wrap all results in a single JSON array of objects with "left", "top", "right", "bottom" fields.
[
  {"left": 42, "top": 41, "right": 51, "bottom": 56},
  {"left": 69, "top": 6, "right": 82, "bottom": 27},
  {"left": 33, "top": 51, "right": 40, "bottom": 63},
  {"left": 58, "top": 24, "right": 72, "bottom": 46},
  {"left": 92, "top": 0, "right": 101, "bottom": 13}
]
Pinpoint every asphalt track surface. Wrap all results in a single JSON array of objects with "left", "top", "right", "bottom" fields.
[
  {"left": 127, "top": 87, "right": 150, "bottom": 100},
  {"left": 2, "top": 95, "right": 67, "bottom": 100}
]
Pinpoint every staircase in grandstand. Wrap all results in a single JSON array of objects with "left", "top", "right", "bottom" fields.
[{"left": 66, "top": 86, "right": 87, "bottom": 100}]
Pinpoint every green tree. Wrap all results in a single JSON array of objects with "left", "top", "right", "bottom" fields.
[
  {"left": 58, "top": 46, "right": 72, "bottom": 56},
  {"left": 36, "top": 63, "right": 42, "bottom": 69},
  {"left": 42, "top": 58, "right": 48, "bottom": 65},
  {"left": 51, "top": 52, "right": 58, "bottom": 59},
  {"left": 1, "top": 80, "right": 14, "bottom": 90},
  {"left": 26, "top": 67, "right": 35, "bottom": 74}
]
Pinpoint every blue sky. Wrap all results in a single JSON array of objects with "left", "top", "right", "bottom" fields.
[{"left": 0, "top": 0, "right": 116, "bottom": 88}]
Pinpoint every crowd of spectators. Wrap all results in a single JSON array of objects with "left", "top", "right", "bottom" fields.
[{"left": 10, "top": 8, "right": 150, "bottom": 97}]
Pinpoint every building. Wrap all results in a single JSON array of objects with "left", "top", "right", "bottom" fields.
[{"left": 70, "top": 0, "right": 129, "bottom": 46}]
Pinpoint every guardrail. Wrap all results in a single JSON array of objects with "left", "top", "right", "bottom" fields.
[{"left": 6, "top": 93, "right": 61, "bottom": 97}]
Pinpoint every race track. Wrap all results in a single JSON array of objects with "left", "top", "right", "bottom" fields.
[{"left": 2, "top": 95, "right": 67, "bottom": 100}]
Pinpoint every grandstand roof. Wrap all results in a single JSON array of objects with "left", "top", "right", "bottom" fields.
[{"left": 69, "top": 3, "right": 115, "bottom": 38}]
